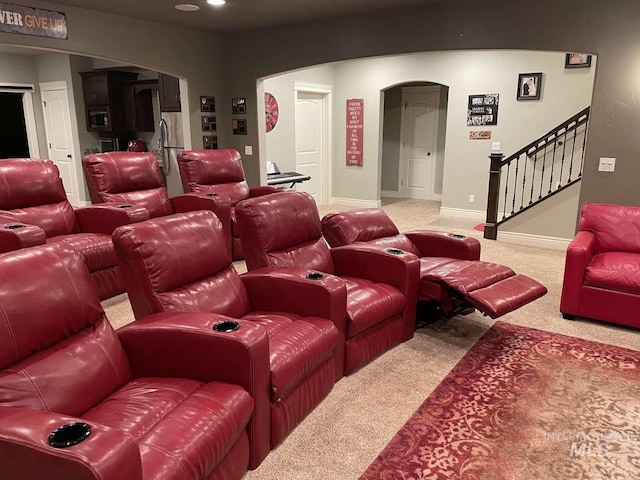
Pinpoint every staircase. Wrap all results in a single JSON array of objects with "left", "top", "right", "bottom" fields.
[{"left": 484, "top": 107, "right": 590, "bottom": 240}]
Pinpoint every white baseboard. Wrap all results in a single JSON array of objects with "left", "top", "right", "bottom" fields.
[
  {"left": 439, "top": 207, "right": 485, "bottom": 219},
  {"left": 381, "top": 190, "right": 401, "bottom": 198},
  {"left": 498, "top": 231, "right": 571, "bottom": 250},
  {"left": 329, "top": 197, "right": 381, "bottom": 208}
]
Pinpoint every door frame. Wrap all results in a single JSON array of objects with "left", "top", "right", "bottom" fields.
[
  {"left": 0, "top": 83, "right": 40, "bottom": 158},
  {"left": 39, "top": 80, "right": 82, "bottom": 206},
  {"left": 293, "top": 81, "right": 332, "bottom": 205},
  {"left": 398, "top": 85, "right": 441, "bottom": 200}
]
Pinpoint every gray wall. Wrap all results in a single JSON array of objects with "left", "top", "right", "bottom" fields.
[
  {"left": 381, "top": 87, "right": 402, "bottom": 193},
  {"left": 219, "top": 0, "right": 640, "bottom": 211}
]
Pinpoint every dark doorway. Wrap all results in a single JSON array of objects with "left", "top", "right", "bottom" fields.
[{"left": 0, "top": 92, "right": 29, "bottom": 159}]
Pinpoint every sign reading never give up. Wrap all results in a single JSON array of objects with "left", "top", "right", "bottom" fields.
[{"left": 0, "top": 2, "right": 67, "bottom": 39}]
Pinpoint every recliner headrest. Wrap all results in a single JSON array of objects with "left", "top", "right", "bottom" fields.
[
  {"left": 0, "top": 158, "right": 68, "bottom": 209},
  {"left": 82, "top": 152, "right": 164, "bottom": 198}
]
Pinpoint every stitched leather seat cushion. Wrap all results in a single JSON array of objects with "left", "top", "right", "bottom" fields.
[
  {"left": 83, "top": 378, "right": 253, "bottom": 479},
  {"left": 342, "top": 276, "right": 406, "bottom": 338},
  {"left": 585, "top": 252, "right": 640, "bottom": 294}
]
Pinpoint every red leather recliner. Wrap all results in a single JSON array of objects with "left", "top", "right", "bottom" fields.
[
  {"left": 0, "top": 158, "right": 149, "bottom": 300},
  {"left": 235, "top": 191, "right": 420, "bottom": 375},
  {"left": 321, "top": 208, "right": 547, "bottom": 320},
  {"left": 0, "top": 242, "right": 271, "bottom": 479},
  {"left": 177, "top": 149, "right": 281, "bottom": 260},
  {"left": 82, "top": 151, "right": 233, "bottom": 255},
  {"left": 561, "top": 202, "right": 640, "bottom": 328},
  {"left": 112, "top": 210, "right": 344, "bottom": 451}
]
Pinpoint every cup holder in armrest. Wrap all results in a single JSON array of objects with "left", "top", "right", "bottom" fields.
[
  {"left": 117, "top": 204, "right": 133, "bottom": 209},
  {"left": 386, "top": 248, "right": 404, "bottom": 255},
  {"left": 212, "top": 320, "right": 240, "bottom": 332},
  {"left": 205, "top": 193, "right": 219, "bottom": 197},
  {"left": 450, "top": 233, "right": 466, "bottom": 239},
  {"left": 305, "top": 272, "right": 325, "bottom": 280},
  {"left": 48, "top": 422, "right": 92, "bottom": 448},
  {"left": 4, "top": 224, "right": 25, "bottom": 230}
]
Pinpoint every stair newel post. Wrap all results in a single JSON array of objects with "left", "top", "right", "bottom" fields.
[{"left": 485, "top": 152, "right": 504, "bottom": 240}]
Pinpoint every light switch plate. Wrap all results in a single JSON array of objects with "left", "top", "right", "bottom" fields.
[
  {"left": 491, "top": 142, "right": 501, "bottom": 151},
  {"left": 244, "top": 146, "right": 253, "bottom": 155},
  {"left": 598, "top": 157, "right": 615, "bottom": 172}
]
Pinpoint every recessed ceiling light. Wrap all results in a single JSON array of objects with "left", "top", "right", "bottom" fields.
[
  {"left": 206, "top": 0, "right": 227, "bottom": 6},
  {"left": 175, "top": 4, "right": 200, "bottom": 11}
]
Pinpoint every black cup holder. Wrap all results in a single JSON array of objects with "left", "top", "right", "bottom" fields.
[
  {"left": 305, "top": 272, "right": 325, "bottom": 280},
  {"left": 386, "top": 248, "right": 404, "bottom": 255},
  {"left": 213, "top": 320, "right": 240, "bottom": 332},
  {"left": 48, "top": 422, "right": 92, "bottom": 448},
  {"left": 117, "top": 204, "right": 133, "bottom": 209},
  {"left": 450, "top": 234, "right": 466, "bottom": 239},
  {"left": 206, "top": 193, "right": 219, "bottom": 197},
  {"left": 4, "top": 224, "right": 25, "bottom": 230}
]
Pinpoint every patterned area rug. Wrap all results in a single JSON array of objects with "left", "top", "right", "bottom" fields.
[{"left": 360, "top": 321, "right": 640, "bottom": 480}]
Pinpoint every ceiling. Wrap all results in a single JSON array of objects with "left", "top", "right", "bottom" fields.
[{"left": 45, "top": 0, "right": 447, "bottom": 33}]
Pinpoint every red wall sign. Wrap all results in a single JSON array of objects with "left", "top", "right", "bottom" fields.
[{"left": 346, "top": 99, "right": 364, "bottom": 166}]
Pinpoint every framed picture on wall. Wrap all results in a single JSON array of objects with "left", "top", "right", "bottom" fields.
[
  {"left": 565, "top": 53, "right": 592, "bottom": 68},
  {"left": 517, "top": 73, "right": 542, "bottom": 101}
]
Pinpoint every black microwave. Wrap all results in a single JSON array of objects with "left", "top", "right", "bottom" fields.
[{"left": 88, "top": 108, "right": 110, "bottom": 129}]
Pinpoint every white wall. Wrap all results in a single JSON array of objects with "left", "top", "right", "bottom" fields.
[
  {"left": 261, "top": 49, "right": 595, "bottom": 237},
  {"left": 263, "top": 65, "right": 335, "bottom": 173}
]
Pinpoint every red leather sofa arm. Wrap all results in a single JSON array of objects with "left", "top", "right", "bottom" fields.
[
  {"left": 405, "top": 230, "right": 481, "bottom": 260},
  {"left": 117, "top": 311, "right": 271, "bottom": 468},
  {"left": 0, "top": 222, "right": 46, "bottom": 253},
  {"left": 0, "top": 407, "right": 142, "bottom": 480},
  {"left": 331, "top": 244, "right": 420, "bottom": 295},
  {"left": 249, "top": 186, "right": 281, "bottom": 197},
  {"left": 241, "top": 266, "right": 347, "bottom": 331},
  {"left": 75, "top": 204, "right": 150, "bottom": 235},
  {"left": 560, "top": 230, "right": 596, "bottom": 313}
]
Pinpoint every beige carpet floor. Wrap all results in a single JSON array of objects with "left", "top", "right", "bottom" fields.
[{"left": 101, "top": 199, "right": 640, "bottom": 480}]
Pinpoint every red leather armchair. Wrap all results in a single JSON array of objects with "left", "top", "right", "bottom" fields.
[
  {"left": 235, "top": 191, "right": 420, "bottom": 375},
  {"left": 112, "top": 210, "right": 344, "bottom": 450},
  {"left": 82, "top": 151, "right": 233, "bottom": 254},
  {"left": 177, "top": 149, "right": 281, "bottom": 260},
  {"left": 0, "top": 158, "right": 148, "bottom": 300},
  {"left": 0, "top": 243, "right": 270, "bottom": 479},
  {"left": 321, "top": 208, "right": 547, "bottom": 321},
  {"left": 561, "top": 202, "right": 640, "bottom": 328}
]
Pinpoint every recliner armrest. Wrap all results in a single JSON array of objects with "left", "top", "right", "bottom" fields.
[
  {"left": 249, "top": 186, "right": 281, "bottom": 197},
  {"left": 331, "top": 244, "right": 420, "bottom": 294},
  {"left": 560, "top": 230, "right": 596, "bottom": 314},
  {"left": 0, "top": 407, "right": 142, "bottom": 480},
  {"left": 116, "top": 311, "right": 271, "bottom": 468},
  {"left": 241, "top": 267, "right": 347, "bottom": 328},
  {"left": 331, "top": 244, "right": 420, "bottom": 341},
  {"left": 75, "top": 204, "right": 150, "bottom": 235},
  {"left": 405, "top": 230, "right": 481, "bottom": 260},
  {"left": 0, "top": 222, "right": 46, "bottom": 253}
]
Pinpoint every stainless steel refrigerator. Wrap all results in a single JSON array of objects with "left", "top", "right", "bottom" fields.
[{"left": 158, "top": 111, "right": 184, "bottom": 197}]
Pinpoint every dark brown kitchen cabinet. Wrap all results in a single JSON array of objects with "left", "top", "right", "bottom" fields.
[
  {"left": 158, "top": 74, "right": 181, "bottom": 112},
  {"left": 81, "top": 71, "right": 137, "bottom": 107},
  {"left": 80, "top": 70, "right": 156, "bottom": 133},
  {"left": 122, "top": 82, "right": 156, "bottom": 132}
]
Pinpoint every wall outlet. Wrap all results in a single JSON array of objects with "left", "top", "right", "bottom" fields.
[
  {"left": 244, "top": 145, "right": 253, "bottom": 155},
  {"left": 469, "top": 194, "right": 475, "bottom": 203},
  {"left": 598, "top": 157, "right": 615, "bottom": 172},
  {"left": 491, "top": 142, "right": 501, "bottom": 151}
]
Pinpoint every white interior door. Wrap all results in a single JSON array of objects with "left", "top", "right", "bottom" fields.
[
  {"left": 40, "top": 83, "right": 80, "bottom": 206},
  {"left": 295, "top": 92, "right": 325, "bottom": 203},
  {"left": 400, "top": 88, "right": 440, "bottom": 200}
]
